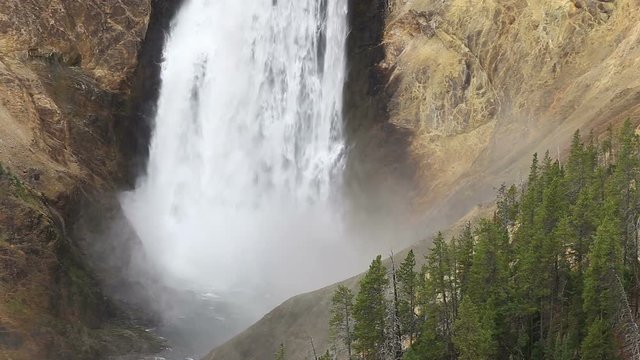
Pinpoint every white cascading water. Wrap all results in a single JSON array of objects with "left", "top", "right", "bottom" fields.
[{"left": 122, "top": 0, "right": 350, "bottom": 297}]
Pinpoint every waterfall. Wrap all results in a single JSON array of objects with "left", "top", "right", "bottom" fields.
[{"left": 122, "top": 0, "right": 349, "bottom": 294}]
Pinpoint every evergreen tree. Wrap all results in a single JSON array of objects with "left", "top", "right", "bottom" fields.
[
  {"left": 466, "top": 220, "right": 509, "bottom": 356},
  {"left": 583, "top": 217, "right": 622, "bottom": 325},
  {"left": 570, "top": 187, "right": 599, "bottom": 272},
  {"left": 423, "top": 232, "right": 456, "bottom": 358},
  {"left": 403, "top": 314, "right": 447, "bottom": 360},
  {"left": 454, "top": 223, "right": 474, "bottom": 297},
  {"left": 565, "top": 130, "right": 587, "bottom": 202},
  {"left": 329, "top": 285, "right": 354, "bottom": 359},
  {"left": 353, "top": 256, "right": 388, "bottom": 359},
  {"left": 610, "top": 120, "right": 640, "bottom": 313},
  {"left": 453, "top": 297, "right": 496, "bottom": 360},
  {"left": 496, "top": 184, "right": 519, "bottom": 229},
  {"left": 388, "top": 255, "right": 403, "bottom": 360},
  {"left": 580, "top": 216, "right": 622, "bottom": 359},
  {"left": 397, "top": 250, "right": 418, "bottom": 344},
  {"left": 581, "top": 318, "right": 619, "bottom": 360}
]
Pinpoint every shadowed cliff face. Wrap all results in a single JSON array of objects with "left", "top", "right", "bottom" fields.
[
  {"left": 342, "top": 0, "right": 419, "bottom": 255},
  {"left": 207, "top": 0, "right": 640, "bottom": 359},
  {"left": 0, "top": 1, "right": 181, "bottom": 359}
]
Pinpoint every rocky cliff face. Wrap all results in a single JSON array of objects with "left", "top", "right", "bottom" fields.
[
  {"left": 0, "top": 1, "right": 176, "bottom": 359},
  {"left": 384, "top": 0, "right": 640, "bottom": 222},
  {"left": 0, "top": 0, "right": 149, "bottom": 215},
  {"left": 208, "top": 0, "right": 640, "bottom": 358}
]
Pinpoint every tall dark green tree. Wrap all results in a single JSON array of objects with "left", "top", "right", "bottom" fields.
[
  {"left": 453, "top": 223, "right": 474, "bottom": 298},
  {"left": 581, "top": 217, "right": 622, "bottom": 359},
  {"left": 581, "top": 318, "right": 619, "bottom": 360},
  {"left": 423, "top": 232, "right": 456, "bottom": 358},
  {"left": 453, "top": 297, "right": 496, "bottom": 360},
  {"left": 496, "top": 184, "right": 519, "bottom": 229},
  {"left": 397, "top": 250, "right": 418, "bottom": 345},
  {"left": 353, "top": 256, "right": 388, "bottom": 359},
  {"left": 609, "top": 120, "right": 640, "bottom": 314},
  {"left": 389, "top": 255, "right": 403, "bottom": 360},
  {"left": 466, "top": 220, "right": 508, "bottom": 356},
  {"left": 329, "top": 285, "right": 354, "bottom": 359}
]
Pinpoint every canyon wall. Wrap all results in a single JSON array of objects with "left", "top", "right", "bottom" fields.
[
  {"left": 0, "top": 1, "right": 180, "bottom": 358},
  {"left": 386, "top": 0, "right": 640, "bottom": 224}
]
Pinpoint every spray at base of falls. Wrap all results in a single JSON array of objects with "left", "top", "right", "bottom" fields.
[{"left": 122, "top": 0, "right": 354, "bottom": 304}]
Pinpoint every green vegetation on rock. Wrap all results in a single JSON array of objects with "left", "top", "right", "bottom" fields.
[{"left": 0, "top": 162, "right": 165, "bottom": 359}]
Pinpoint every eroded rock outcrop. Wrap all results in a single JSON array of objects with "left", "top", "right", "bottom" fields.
[
  {"left": 0, "top": 1, "right": 172, "bottom": 359},
  {"left": 383, "top": 0, "right": 640, "bottom": 223}
]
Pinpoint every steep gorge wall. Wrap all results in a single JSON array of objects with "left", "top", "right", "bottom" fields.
[
  {"left": 0, "top": 1, "right": 181, "bottom": 359},
  {"left": 384, "top": 0, "right": 640, "bottom": 224},
  {"left": 208, "top": 0, "right": 640, "bottom": 359}
]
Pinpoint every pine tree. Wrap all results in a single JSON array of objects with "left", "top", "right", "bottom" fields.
[
  {"left": 403, "top": 313, "right": 447, "bottom": 360},
  {"left": 496, "top": 183, "right": 519, "bottom": 229},
  {"left": 570, "top": 186, "right": 599, "bottom": 272},
  {"left": 610, "top": 120, "right": 640, "bottom": 314},
  {"left": 353, "top": 255, "right": 388, "bottom": 359},
  {"left": 581, "top": 217, "right": 622, "bottom": 359},
  {"left": 453, "top": 297, "right": 496, "bottom": 360},
  {"left": 388, "top": 255, "right": 403, "bottom": 360},
  {"left": 550, "top": 215, "right": 581, "bottom": 357},
  {"left": 454, "top": 223, "right": 474, "bottom": 297},
  {"left": 466, "top": 219, "right": 514, "bottom": 357},
  {"left": 583, "top": 217, "right": 622, "bottom": 324},
  {"left": 581, "top": 318, "right": 619, "bottom": 360},
  {"left": 467, "top": 220, "right": 509, "bottom": 309},
  {"left": 566, "top": 130, "right": 587, "bottom": 202},
  {"left": 329, "top": 285, "right": 354, "bottom": 358},
  {"left": 537, "top": 157, "right": 567, "bottom": 349},
  {"left": 397, "top": 250, "right": 418, "bottom": 345},
  {"left": 423, "top": 232, "right": 456, "bottom": 358}
]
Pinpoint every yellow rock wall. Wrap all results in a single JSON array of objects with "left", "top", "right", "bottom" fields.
[{"left": 381, "top": 0, "right": 640, "bottom": 220}]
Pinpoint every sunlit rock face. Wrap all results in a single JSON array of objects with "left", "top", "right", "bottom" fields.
[
  {"left": 0, "top": 0, "right": 152, "bottom": 199},
  {"left": 1, "top": 0, "right": 150, "bottom": 91},
  {"left": 381, "top": 0, "right": 640, "bottom": 223},
  {"left": 0, "top": 1, "right": 157, "bottom": 359}
]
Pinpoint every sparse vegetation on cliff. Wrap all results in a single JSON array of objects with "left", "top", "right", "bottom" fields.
[
  {"left": 0, "top": 0, "right": 182, "bottom": 358},
  {"left": 0, "top": 162, "right": 165, "bottom": 359}
]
